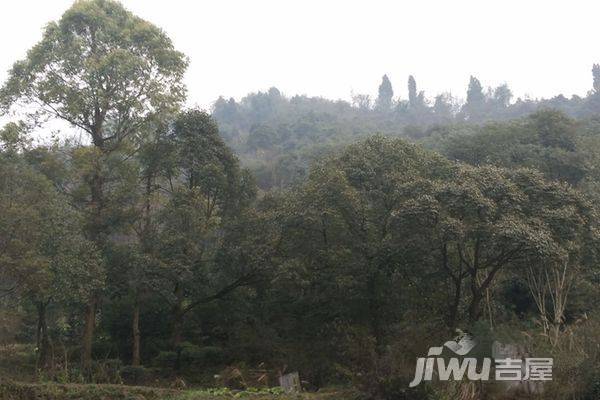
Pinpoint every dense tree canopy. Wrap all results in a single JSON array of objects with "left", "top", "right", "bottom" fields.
[
  {"left": 0, "top": 0, "right": 189, "bottom": 371},
  {"left": 2, "top": 2, "right": 600, "bottom": 400},
  {"left": 0, "top": 0, "right": 188, "bottom": 149}
]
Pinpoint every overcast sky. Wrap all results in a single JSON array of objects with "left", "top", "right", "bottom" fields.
[{"left": 1, "top": 0, "right": 599, "bottom": 111}]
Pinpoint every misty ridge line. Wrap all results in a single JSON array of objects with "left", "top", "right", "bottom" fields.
[{"left": 213, "top": 65, "right": 600, "bottom": 112}]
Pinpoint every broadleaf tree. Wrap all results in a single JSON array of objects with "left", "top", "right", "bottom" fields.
[{"left": 0, "top": 0, "right": 188, "bottom": 371}]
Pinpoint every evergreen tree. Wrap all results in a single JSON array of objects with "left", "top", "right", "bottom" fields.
[
  {"left": 462, "top": 75, "right": 486, "bottom": 121},
  {"left": 593, "top": 63, "right": 600, "bottom": 93},
  {"left": 408, "top": 75, "right": 418, "bottom": 107},
  {"left": 376, "top": 74, "right": 393, "bottom": 110},
  {"left": 466, "top": 76, "right": 485, "bottom": 106}
]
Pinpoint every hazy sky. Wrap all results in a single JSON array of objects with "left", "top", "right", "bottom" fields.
[{"left": 1, "top": 0, "right": 599, "bottom": 111}]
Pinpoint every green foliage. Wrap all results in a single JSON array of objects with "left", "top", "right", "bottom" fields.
[
  {"left": 438, "top": 109, "right": 588, "bottom": 185},
  {"left": 0, "top": 381, "right": 174, "bottom": 400},
  {"left": 4, "top": 2, "right": 600, "bottom": 400},
  {"left": 175, "top": 387, "right": 287, "bottom": 399},
  {"left": 0, "top": 149, "right": 104, "bottom": 306},
  {"left": 213, "top": 79, "right": 600, "bottom": 190},
  {"left": 375, "top": 75, "right": 393, "bottom": 111},
  {"left": 0, "top": 0, "right": 188, "bottom": 148}
]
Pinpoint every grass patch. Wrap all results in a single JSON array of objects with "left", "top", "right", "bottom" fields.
[
  {"left": 0, "top": 381, "right": 175, "bottom": 400},
  {"left": 0, "top": 381, "right": 360, "bottom": 400}
]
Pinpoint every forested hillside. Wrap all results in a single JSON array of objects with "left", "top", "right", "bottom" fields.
[
  {"left": 2, "top": 1, "right": 600, "bottom": 400},
  {"left": 213, "top": 71, "right": 600, "bottom": 190}
]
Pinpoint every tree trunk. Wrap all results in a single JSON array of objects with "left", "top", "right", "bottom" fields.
[
  {"left": 367, "top": 272, "right": 383, "bottom": 347},
  {"left": 81, "top": 298, "right": 96, "bottom": 372},
  {"left": 171, "top": 283, "right": 185, "bottom": 372},
  {"left": 447, "top": 278, "right": 462, "bottom": 331},
  {"left": 468, "top": 263, "right": 502, "bottom": 324},
  {"left": 82, "top": 161, "right": 104, "bottom": 374},
  {"left": 37, "top": 301, "right": 52, "bottom": 369},
  {"left": 171, "top": 283, "right": 184, "bottom": 348},
  {"left": 468, "top": 293, "right": 483, "bottom": 323},
  {"left": 441, "top": 243, "right": 465, "bottom": 331},
  {"left": 80, "top": 110, "right": 106, "bottom": 378},
  {"left": 132, "top": 301, "right": 141, "bottom": 367}
]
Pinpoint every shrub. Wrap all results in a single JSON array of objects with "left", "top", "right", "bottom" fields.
[{"left": 120, "top": 365, "right": 149, "bottom": 385}]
